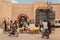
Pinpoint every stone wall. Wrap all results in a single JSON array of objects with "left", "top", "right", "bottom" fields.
[
  {"left": 12, "top": 4, "right": 34, "bottom": 23},
  {"left": 2, "top": 2, "right": 12, "bottom": 21},
  {"left": 0, "top": 0, "right": 3, "bottom": 22},
  {"left": 51, "top": 4, "right": 60, "bottom": 19}
]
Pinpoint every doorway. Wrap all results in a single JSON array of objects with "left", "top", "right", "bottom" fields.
[{"left": 19, "top": 16, "right": 27, "bottom": 23}]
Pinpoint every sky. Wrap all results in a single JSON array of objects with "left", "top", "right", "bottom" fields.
[{"left": 4, "top": 0, "right": 60, "bottom": 4}]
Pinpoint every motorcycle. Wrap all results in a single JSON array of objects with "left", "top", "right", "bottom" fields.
[{"left": 9, "top": 27, "right": 19, "bottom": 37}]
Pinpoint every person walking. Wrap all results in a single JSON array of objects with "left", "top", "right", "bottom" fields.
[
  {"left": 47, "top": 20, "right": 51, "bottom": 34},
  {"left": 10, "top": 20, "right": 13, "bottom": 31},
  {"left": 9, "top": 20, "right": 19, "bottom": 37},
  {"left": 42, "top": 20, "right": 49, "bottom": 39}
]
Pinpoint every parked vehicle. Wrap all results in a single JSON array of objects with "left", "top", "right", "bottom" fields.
[{"left": 55, "top": 19, "right": 60, "bottom": 27}]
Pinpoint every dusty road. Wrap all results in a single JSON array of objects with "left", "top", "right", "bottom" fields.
[{"left": 0, "top": 28, "right": 60, "bottom": 40}]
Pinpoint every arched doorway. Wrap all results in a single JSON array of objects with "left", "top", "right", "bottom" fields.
[
  {"left": 19, "top": 16, "right": 27, "bottom": 23},
  {"left": 17, "top": 14, "right": 29, "bottom": 27}
]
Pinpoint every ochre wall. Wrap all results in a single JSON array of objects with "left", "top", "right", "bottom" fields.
[
  {"left": 12, "top": 4, "right": 34, "bottom": 23},
  {"left": 2, "top": 2, "right": 12, "bottom": 21},
  {"left": 52, "top": 4, "right": 60, "bottom": 19},
  {"left": 0, "top": 0, "right": 60, "bottom": 24},
  {"left": 0, "top": 0, "right": 3, "bottom": 22}
]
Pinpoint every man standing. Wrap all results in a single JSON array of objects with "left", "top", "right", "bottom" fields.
[{"left": 3, "top": 20, "right": 7, "bottom": 32}]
